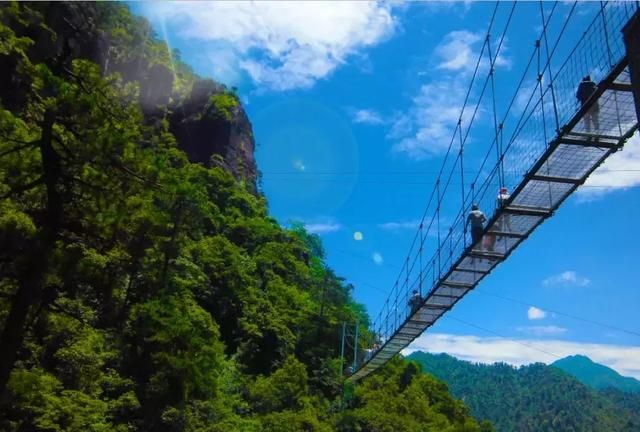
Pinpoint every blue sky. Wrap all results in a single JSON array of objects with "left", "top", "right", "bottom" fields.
[{"left": 132, "top": 1, "right": 640, "bottom": 378}]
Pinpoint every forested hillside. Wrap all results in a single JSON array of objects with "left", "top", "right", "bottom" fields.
[
  {"left": 0, "top": 3, "right": 485, "bottom": 430},
  {"left": 409, "top": 351, "right": 640, "bottom": 432},
  {"left": 599, "top": 388, "right": 640, "bottom": 417},
  {"left": 552, "top": 355, "right": 640, "bottom": 393}
]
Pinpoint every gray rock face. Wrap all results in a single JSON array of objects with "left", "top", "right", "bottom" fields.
[
  {"left": 169, "top": 79, "right": 257, "bottom": 191},
  {"left": 0, "top": 2, "right": 257, "bottom": 191}
]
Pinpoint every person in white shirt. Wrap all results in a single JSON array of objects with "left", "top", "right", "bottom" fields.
[
  {"left": 497, "top": 187, "right": 511, "bottom": 232},
  {"left": 466, "top": 204, "right": 487, "bottom": 249},
  {"left": 408, "top": 290, "right": 422, "bottom": 314}
]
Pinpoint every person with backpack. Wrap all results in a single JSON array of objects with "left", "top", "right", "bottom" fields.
[
  {"left": 408, "top": 289, "right": 422, "bottom": 315},
  {"left": 466, "top": 204, "right": 487, "bottom": 249},
  {"left": 576, "top": 75, "right": 600, "bottom": 134}
]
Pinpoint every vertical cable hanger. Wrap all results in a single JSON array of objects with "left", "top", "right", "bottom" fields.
[
  {"left": 458, "top": 122, "right": 466, "bottom": 249},
  {"left": 540, "top": 0, "right": 561, "bottom": 134},
  {"left": 487, "top": 32, "right": 504, "bottom": 190},
  {"left": 600, "top": 0, "right": 623, "bottom": 137},
  {"left": 436, "top": 179, "right": 441, "bottom": 278},
  {"left": 419, "top": 223, "right": 423, "bottom": 297},
  {"left": 537, "top": 34, "right": 554, "bottom": 209}
]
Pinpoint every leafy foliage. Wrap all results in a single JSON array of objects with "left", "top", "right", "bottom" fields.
[
  {"left": 0, "top": 2, "right": 485, "bottom": 431},
  {"left": 600, "top": 388, "right": 640, "bottom": 419},
  {"left": 409, "top": 352, "right": 640, "bottom": 432},
  {"left": 337, "top": 358, "right": 491, "bottom": 432},
  {"left": 552, "top": 355, "right": 640, "bottom": 393},
  {"left": 207, "top": 93, "right": 239, "bottom": 122}
]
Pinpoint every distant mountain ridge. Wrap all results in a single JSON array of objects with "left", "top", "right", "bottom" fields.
[
  {"left": 408, "top": 351, "right": 640, "bottom": 432},
  {"left": 552, "top": 354, "right": 640, "bottom": 393}
]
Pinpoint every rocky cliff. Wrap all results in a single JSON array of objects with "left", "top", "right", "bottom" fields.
[
  {"left": 169, "top": 79, "right": 257, "bottom": 186},
  {"left": 0, "top": 2, "right": 257, "bottom": 190}
]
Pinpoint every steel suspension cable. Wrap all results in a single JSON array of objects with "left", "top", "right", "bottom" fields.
[
  {"left": 416, "top": 3, "right": 501, "bottom": 243},
  {"left": 378, "top": 2, "right": 502, "bottom": 328},
  {"left": 439, "top": 2, "right": 516, "bottom": 230},
  {"left": 446, "top": 315, "right": 563, "bottom": 359},
  {"left": 469, "top": 1, "right": 576, "bottom": 210},
  {"left": 367, "top": 0, "right": 593, "bottom": 357},
  {"left": 537, "top": 35, "right": 554, "bottom": 207},
  {"left": 429, "top": 2, "right": 515, "bottom": 246},
  {"left": 468, "top": 5, "right": 560, "bottom": 194},
  {"left": 375, "top": 2, "right": 576, "bottom": 323},
  {"left": 487, "top": 33, "right": 503, "bottom": 188},
  {"left": 361, "top": 279, "right": 640, "bottom": 341},
  {"left": 540, "top": 1, "right": 561, "bottom": 133},
  {"left": 473, "top": 288, "right": 640, "bottom": 338},
  {"left": 497, "top": 3, "right": 577, "bottom": 170},
  {"left": 426, "top": 2, "right": 516, "bottom": 274}
]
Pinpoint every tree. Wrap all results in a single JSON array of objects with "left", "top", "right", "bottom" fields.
[{"left": 1, "top": 4, "right": 489, "bottom": 431}]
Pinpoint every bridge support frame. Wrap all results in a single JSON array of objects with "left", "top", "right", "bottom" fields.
[
  {"left": 348, "top": 5, "right": 640, "bottom": 384},
  {"left": 623, "top": 10, "right": 640, "bottom": 123}
]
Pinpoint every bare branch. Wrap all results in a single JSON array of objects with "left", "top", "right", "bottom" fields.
[
  {"left": 0, "top": 176, "right": 44, "bottom": 199},
  {"left": 0, "top": 140, "right": 38, "bottom": 158}
]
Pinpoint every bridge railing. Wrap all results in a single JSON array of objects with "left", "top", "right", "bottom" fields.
[
  {"left": 364, "top": 1, "right": 638, "bottom": 370},
  {"left": 504, "top": 1, "right": 638, "bottom": 197}
]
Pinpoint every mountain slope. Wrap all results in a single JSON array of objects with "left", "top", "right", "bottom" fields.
[
  {"left": 601, "top": 387, "right": 640, "bottom": 415},
  {"left": 0, "top": 3, "right": 485, "bottom": 430},
  {"left": 408, "top": 351, "right": 640, "bottom": 432},
  {"left": 552, "top": 355, "right": 640, "bottom": 393}
]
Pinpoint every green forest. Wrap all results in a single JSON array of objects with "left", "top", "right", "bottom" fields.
[
  {"left": 0, "top": 3, "right": 487, "bottom": 431},
  {"left": 552, "top": 355, "right": 640, "bottom": 393},
  {"left": 409, "top": 351, "right": 640, "bottom": 432}
]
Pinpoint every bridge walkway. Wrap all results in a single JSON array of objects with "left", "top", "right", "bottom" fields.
[{"left": 349, "top": 4, "right": 639, "bottom": 382}]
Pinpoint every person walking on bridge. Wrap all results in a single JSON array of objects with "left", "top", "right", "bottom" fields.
[
  {"left": 497, "top": 187, "right": 512, "bottom": 232},
  {"left": 466, "top": 204, "right": 487, "bottom": 250},
  {"left": 577, "top": 75, "right": 600, "bottom": 134},
  {"left": 408, "top": 289, "right": 422, "bottom": 315},
  {"left": 485, "top": 187, "right": 512, "bottom": 252}
]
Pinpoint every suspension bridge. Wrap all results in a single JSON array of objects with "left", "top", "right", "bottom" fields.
[{"left": 347, "top": 2, "right": 640, "bottom": 382}]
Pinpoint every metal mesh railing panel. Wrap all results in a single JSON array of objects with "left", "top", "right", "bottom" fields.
[
  {"left": 495, "top": 213, "right": 542, "bottom": 234},
  {"left": 433, "top": 285, "right": 469, "bottom": 297},
  {"left": 479, "top": 233, "right": 522, "bottom": 256},
  {"left": 425, "top": 295, "right": 457, "bottom": 307},
  {"left": 569, "top": 89, "right": 638, "bottom": 137},
  {"left": 539, "top": 144, "right": 608, "bottom": 179},
  {"left": 354, "top": 3, "right": 639, "bottom": 381},
  {"left": 614, "top": 67, "right": 631, "bottom": 85},
  {"left": 512, "top": 180, "right": 574, "bottom": 209},
  {"left": 445, "top": 269, "right": 484, "bottom": 286},
  {"left": 458, "top": 256, "right": 496, "bottom": 272}
]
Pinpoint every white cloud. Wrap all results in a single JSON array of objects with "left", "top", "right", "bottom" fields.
[
  {"left": 351, "top": 108, "right": 385, "bottom": 125},
  {"left": 144, "top": 1, "right": 397, "bottom": 90},
  {"left": 419, "top": 1, "right": 473, "bottom": 15},
  {"left": 542, "top": 270, "right": 591, "bottom": 287},
  {"left": 579, "top": 133, "right": 640, "bottom": 198},
  {"left": 387, "top": 112, "right": 413, "bottom": 139},
  {"left": 514, "top": 80, "right": 539, "bottom": 114},
  {"left": 435, "top": 30, "right": 482, "bottom": 72},
  {"left": 435, "top": 30, "right": 510, "bottom": 74},
  {"left": 404, "top": 333, "right": 640, "bottom": 379},
  {"left": 528, "top": 306, "right": 546, "bottom": 320},
  {"left": 378, "top": 219, "right": 421, "bottom": 231},
  {"left": 516, "top": 325, "right": 568, "bottom": 336},
  {"left": 201, "top": 46, "right": 245, "bottom": 86},
  {"left": 390, "top": 81, "right": 470, "bottom": 159},
  {"left": 389, "top": 29, "right": 510, "bottom": 160},
  {"left": 372, "top": 252, "right": 384, "bottom": 265},
  {"left": 304, "top": 222, "right": 341, "bottom": 234}
]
